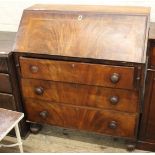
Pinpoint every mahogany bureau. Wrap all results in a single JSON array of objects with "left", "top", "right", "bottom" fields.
[
  {"left": 0, "top": 32, "right": 28, "bottom": 137},
  {"left": 12, "top": 5, "right": 150, "bottom": 150}
]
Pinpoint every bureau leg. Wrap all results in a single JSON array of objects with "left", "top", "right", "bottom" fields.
[
  {"left": 30, "top": 123, "right": 42, "bottom": 134},
  {"left": 126, "top": 140, "right": 136, "bottom": 152}
]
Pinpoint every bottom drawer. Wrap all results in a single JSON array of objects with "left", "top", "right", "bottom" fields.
[
  {"left": 24, "top": 98, "right": 138, "bottom": 138},
  {"left": 0, "top": 93, "right": 16, "bottom": 110}
]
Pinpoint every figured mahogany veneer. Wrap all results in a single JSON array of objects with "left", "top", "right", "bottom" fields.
[
  {"left": 13, "top": 5, "right": 150, "bottom": 63},
  {"left": 13, "top": 5, "right": 150, "bottom": 144},
  {"left": 21, "top": 78, "right": 139, "bottom": 113},
  {"left": 24, "top": 98, "right": 138, "bottom": 138},
  {"left": 20, "top": 57, "right": 135, "bottom": 89}
]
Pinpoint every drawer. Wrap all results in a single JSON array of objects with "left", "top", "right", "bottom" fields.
[
  {"left": 0, "top": 93, "right": 16, "bottom": 110},
  {"left": 0, "top": 57, "right": 8, "bottom": 73},
  {"left": 0, "top": 73, "right": 12, "bottom": 93},
  {"left": 20, "top": 57, "right": 135, "bottom": 89},
  {"left": 24, "top": 98, "right": 138, "bottom": 138},
  {"left": 21, "top": 79, "right": 139, "bottom": 113}
]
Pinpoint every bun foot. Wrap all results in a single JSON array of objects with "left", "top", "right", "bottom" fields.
[
  {"left": 126, "top": 143, "right": 136, "bottom": 152},
  {"left": 30, "top": 123, "right": 42, "bottom": 134}
]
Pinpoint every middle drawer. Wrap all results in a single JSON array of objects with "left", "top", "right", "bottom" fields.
[{"left": 21, "top": 78, "right": 138, "bottom": 113}]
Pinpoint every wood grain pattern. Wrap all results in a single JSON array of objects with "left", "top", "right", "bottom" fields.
[
  {"left": 24, "top": 98, "right": 138, "bottom": 138},
  {"left": 13, "top": 5, "right": 150, "bottom": 63},
  {"left": 0, "top": 73, "right": 12, "bottom": 93},
  {"left": 21, "top": 78, "right": 139, "bottom": 113},
  {"left": 20, "top": 57, "right": 135, "bottom": 89}
]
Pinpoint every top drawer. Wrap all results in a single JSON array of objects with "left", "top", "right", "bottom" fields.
[
  {"left": 0, "top": 57, "right": 8, "bottom": 73},
  {"left": 20, "top": 57, "right": 135, "bottom": 89}
]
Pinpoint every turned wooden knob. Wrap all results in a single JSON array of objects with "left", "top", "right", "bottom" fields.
[
  {"left": 35, "top": 87, "right": 44, "bottom": 95},
  {"left": 108, "top": 121, "right": 117, "bottom": 129},
  {"left": 110, "top": 73, "right": 120, "bottom": 83},
  {"left": 30, "top": 65, "right": 39, "bottom": 73},
  {"left": 39, "top": 111, "right": 48, "bottom": 119},
  {"left": 109, "top": 96, "right": 119, "bottom": 105}
]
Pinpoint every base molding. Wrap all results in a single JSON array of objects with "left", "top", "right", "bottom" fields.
[{"left": 136, "top": 140, "right": 155, "bottom": 152}]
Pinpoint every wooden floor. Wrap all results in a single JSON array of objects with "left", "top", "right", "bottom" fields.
[{"left": 0, "top": 125, "right": 149, "bottom": 153}]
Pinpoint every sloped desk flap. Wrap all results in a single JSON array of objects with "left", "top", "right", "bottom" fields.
[{"left": 13, "top": 5, "right": 150, "bottom": 63}]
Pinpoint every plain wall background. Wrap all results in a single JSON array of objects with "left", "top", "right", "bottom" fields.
[{"left": 0, "top": 0, "right": 155, "bottom": 32}]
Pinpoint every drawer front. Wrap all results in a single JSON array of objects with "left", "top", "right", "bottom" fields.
[
  {"left": 0, "top": 93, "right": 16, "bottom": 110},
  {"left": 0, "top": 73, "right": 12, "bottom": 93},
  {"left": 24, "top": 98, "right": 137, "bottom": 138},
  {"left": 21, "top": 79, "right": 139, "bottom": 113},
  {"left": 20, "top": 57, "right": 135, "bottom": 89},
  {"left": 0, "top": 58, "right": 8, "bottom": 73}
]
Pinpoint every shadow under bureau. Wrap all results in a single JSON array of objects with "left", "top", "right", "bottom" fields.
[{"left": 12, "top": 4, "right": 150, "bottom": 150}]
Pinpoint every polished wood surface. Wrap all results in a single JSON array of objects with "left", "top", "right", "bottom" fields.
[
  {"left": 0, "top": 73, "right": 12, "bottom": 93},
  {"left": 21, "top": 78, "right": 139, "bottom": 113},
  {"left": 24, "top": 98, "right": 138, "bottom": 138},
  {"left": 20, "top": 57, "right": 135, "bottom": 89},
  {"left": 12, "top": 5, "right": 148, "bottom": 143},
  {"left": 13, "top": 5, "right": 150, "bottom": 63}
]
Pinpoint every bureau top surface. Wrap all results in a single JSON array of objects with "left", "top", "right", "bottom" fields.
[
  {"left": 13, "top": 4, "right": 150, "bottom": 63},
  {"left": 26, "top": 4, "right": 150, "bottom": 14},
  {"left": 0, "top": 31, "right": 16, "bottom": 57}
]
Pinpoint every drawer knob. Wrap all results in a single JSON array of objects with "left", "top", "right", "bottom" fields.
[
  {"left": 35, "top": 87, "right": 44, "bottom": 95},
  {"left": 30, "top": 65, "right": 39, "bottom": 73},
  {"left": 108, "top": 121, "right": 117, "bottom": 129},
  {"left": 39, "top": 111, "right": 48, "bottom": 119},
  {"left": 109, "top": 96, "right": 119, "bottom": 105},
  {"left": 110, "top": 73, "right": 120, "bottom": 84}
]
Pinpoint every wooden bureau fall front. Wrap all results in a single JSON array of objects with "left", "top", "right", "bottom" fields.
[{"left": 10, "top": 4, "right": 154, "bottom": 150}]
